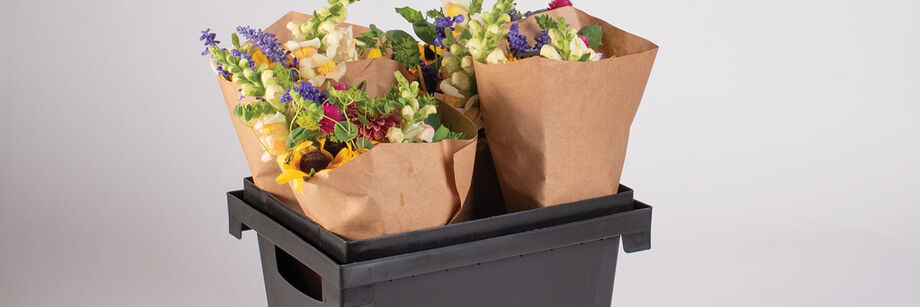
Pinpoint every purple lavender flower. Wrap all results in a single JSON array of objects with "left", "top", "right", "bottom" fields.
[
  {"left": 236, "top": 26, "right": 293, "bottom": 68},
  {"left": 507, "top": 24, "right": 536, "bottom": 56},
  {"left": 509, "top": 3, "right": 522, "bottom": 21},
  {"left": 534, "top": 30, "right": 550, "bottom": 49},
  {"left": 434, "top": 15, "right": 465, "bottom": 48},
  {"left": 288, "top": 82, "right": 327, "bottom": 104},
  {"left": 200, "top": 28, "right": 220, "bottom": 55},
  {"left": 508, "top": 25, "right": 552, "bottom": 57}
]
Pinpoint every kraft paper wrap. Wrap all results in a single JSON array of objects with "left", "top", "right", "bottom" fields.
[
  {"left": 473, "top": 6, "right": 658, "bottom": 212},
  {"left": 217, "top": 12, "right": 478, "bottom": 240}
]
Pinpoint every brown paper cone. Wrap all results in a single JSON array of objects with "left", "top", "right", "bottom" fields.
[
  {"left": 473, "top": 6, "right": 658, "bottom": 212},
  {"left": 290, "top": 102, "right": 478, "bottom": 240},
  {"left": 214, "top": 12, "right": 382, "bottom": 213}
]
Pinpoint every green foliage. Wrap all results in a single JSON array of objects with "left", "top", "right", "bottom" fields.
[
  {"left": 286, "top": 127, "right": 322, "bottom": 150},
  {"left": 332, "top": 121, "right": 359, "bottom": 142},
  {"left": 355, "top": 137, "right": 374, "bottom": 150},
  {"left": 469, "top": 0, "right": 483, "bottom": 14},
  {"left": 233, "top": 101, "right": 275, "bottom": 122},
  {"left": 231, "top": 33, "right": 241, "bottom": 49},
  {"left": 396, "top": 6, "right": 425, "bottom": 23},
  {"left": 271, "top": 63, "right": 295, "bottom": 90},
  {"left": 295, "top": 103, "right": 324, "bottom": 130},
  {"left": 390, "top": 35, "right": 422, "bottom": 70},
  {"left": 426, "top": 9, "right": 443, "bottom": 19},
  {"left": 577, "top": 25, "right": 603, "bottom": 48},
  {"left": 396, "top": 7, "right": 436, "bottom": 45},
  {"left": 356, "top": 24, "right": 390, "bottom": 54},
  {"left": 535, "top": 15, "right": 567, "bottom": 31}
]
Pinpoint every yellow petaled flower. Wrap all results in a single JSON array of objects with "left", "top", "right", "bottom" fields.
[
  {"left": 253, "top": 112, "right": 289, "bottom": 162},
  {"left": 442, "top": 0, "right": 470, "bottom": 17},
  {"left": 251, "top": 50, "right": 271, "bottom": 68},
  {"left": 324, "top": 145, "right": 361, "bottom": 170},
  {"left": 366, "top": 48, "right": 382, "bottom": 59},
  {"left": 275, "top": 140, "right": 335, "bottom": 193},
  {"left": 316, "top": 60, "right": 337, "bottom": 74},
  {"left": 293, "top": 47, "right": 318, "bottom": 59}
]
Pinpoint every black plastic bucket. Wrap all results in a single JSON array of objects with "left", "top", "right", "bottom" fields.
[{"left": 227, "top": 182, "right": 652, "bottom": 307}]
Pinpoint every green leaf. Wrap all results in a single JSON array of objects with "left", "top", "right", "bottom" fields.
[
  {"left": 413, "top": 23, "right": 436, "bottom": 45},
  {"left": 233, "top": 105, "right": 243, "bottom": 118},
  {"left": 577, "top": 25, "right": 603, "bottom": 48},
  {"left": 386, "top": 30, "right": 415, "bottom": 43},
  {"left": 357, "top": 113, "right": 370, "bottom": 125},
  {"left": 432, "top": 126, "right": 451, "bottom": 142},
  {"left": 578, "top": 53, "right": 591, "bottom": 62},
  {"left": 395, "top": 7, "right": 426, "bottom": 24},
  {"left": 426, "top": 9, "right": 443, "bottom": 19},
  {"left": 470, "top": 0, "right": 483, "bottom": 14},
  {"left": 355, "top": 137, "right": 374, "bottom": 150},
  {"left": 332, "top": 121, "right": 359, "bottom": 142},
  {"left": 286, "top": 127, "right": 320, "bottom": 150},
  {"left": 459, "top": 29, "right": 472, "bottom": 40},
  {"left": 423, "top": 113, "right": 442, "bottom": 129},
  {"left": 231, "top": 33, "right": 241, "bottom": 49}
]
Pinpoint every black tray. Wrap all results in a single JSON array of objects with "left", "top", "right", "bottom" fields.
[{"left": 238, "top": 177, "right": 635, "bottom": 263}]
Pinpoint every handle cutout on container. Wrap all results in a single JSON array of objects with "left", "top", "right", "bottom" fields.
[{"left": 276, "top": 246, "right": 324, "bottom": 301}]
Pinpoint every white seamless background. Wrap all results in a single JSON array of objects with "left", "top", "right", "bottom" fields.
[{"left": 0, "top": 0, "right": 917, "bottom": 306}]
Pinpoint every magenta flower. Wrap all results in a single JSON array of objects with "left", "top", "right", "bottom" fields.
[
  {"left": 578, "top": 35, "right": 590, "bottom": 47},
  {"left": 320, "top": 103, "right": 344, "bottom": 133},
  {"left": 548, "top": 0, "right": 572, "bottom": 10},
  {"left": 333, "top": 83, "right": 349, "bottom": 91}
]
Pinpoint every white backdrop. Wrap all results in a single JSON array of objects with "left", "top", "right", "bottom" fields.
[{"left": 1, "top": 0, "right": 918, "bottom": 306}]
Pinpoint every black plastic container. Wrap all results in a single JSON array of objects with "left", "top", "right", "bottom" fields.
[{"left": 228, "top": 187, "right": 652, "bottom": 306}]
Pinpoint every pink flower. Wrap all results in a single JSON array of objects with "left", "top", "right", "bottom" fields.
[
  {"left": 578, "top": 35, "right": 590, "bottom": 47},
  {"left": 320, "top": 103, "right": 344, "bottom": 133},
  {"left": 333, "top": 83, "right": 349, "bottom": 90},
  {"left": 548, "top": 0, "right": 572, "bottom": 10}
]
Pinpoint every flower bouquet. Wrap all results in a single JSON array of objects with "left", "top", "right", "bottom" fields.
[
  {"left": 201, "top": 0, "right": 478, "bottom": 240},
  {"left": 468, "top": 1, "right": 658, "bottom": 211}
]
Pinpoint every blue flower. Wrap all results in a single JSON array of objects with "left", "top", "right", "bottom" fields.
[
  {"left": 508, "top": 25, "right": 552, "bottom": 57},
  {"left": 200, "top": 28, "right": 220, "bottom": 55},
  {"left": 236, "top": 26, "right": 293, "bottom": 68},
  {"left": 509, "top": 3, "right": 522, "bottom": 21},
  {"left": 288, "top": 82, "right": 327, "bottom": 104},
  {"left": 534, "top": 30, "right": 550, "bottom": 49},
  {"left": 434, "top": 15, "right": 465, "bottom": 48}
]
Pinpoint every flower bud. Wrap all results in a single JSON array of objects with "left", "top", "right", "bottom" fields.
[
  {"left": 487, "top": 24, "right": 500, "bottom": 35},
  {"left": 386, "top": 127, "right": 405, "bottom": 143},
  {"left": 461, "top": 55, "right": 473, "bottom": 72},
  {"left": 318, "top": 21, "right": 336, "bottom": 35},
  {"left": 419, "top": 105, "right": 437, "bottom": 119},
  {"left": 316, "top": 7, "right": 331, "bottom": 18},
  {"left": 485, "top": 49, "right": 507, "bottom": 65},
  {"left": 451, "top": 72, "right": 471, "bottom": 91},
  {"left": 260, "top": 70, "right": 276, "bottom": 86},
  {"left": 401, "top": 105, "right": 415, "bottom": 120}
]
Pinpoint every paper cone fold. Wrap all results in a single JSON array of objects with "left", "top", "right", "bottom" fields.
[
  {"left": 473, "top": 7, "right": 658, "bottom": 212},
  {"left": 290, "top": 102, "right": 478, "bottom": 240}
]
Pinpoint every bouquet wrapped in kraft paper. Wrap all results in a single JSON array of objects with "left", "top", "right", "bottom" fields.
[
  {"left": 473, "top": 6, "right": 658, "bottom": 212},
  {"left": 216, "top": 11, "right": 393, "bottom": 215},
  {"left": 208, "top": 8, "right": 479, "bottom": 240}
]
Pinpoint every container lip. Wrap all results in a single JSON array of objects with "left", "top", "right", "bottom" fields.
[
  {"left": 244, "top": 176, "right": 632, "bottom": 242},
  {"left": 241, "top": 177, "right": 640, "bottom": 264}
]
